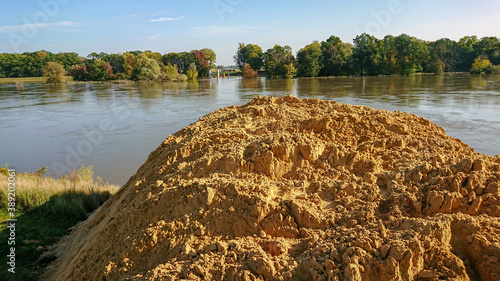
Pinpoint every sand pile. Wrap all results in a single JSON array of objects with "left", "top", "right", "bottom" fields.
[{"left": 45, "top": 95, "right": 500, "bottom": 281}]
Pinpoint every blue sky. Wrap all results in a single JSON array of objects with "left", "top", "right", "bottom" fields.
[{"left": 1, "top": 0, "right": 500, "bottom": 65}]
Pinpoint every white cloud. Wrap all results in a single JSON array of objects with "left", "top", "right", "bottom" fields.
[
  {"left": 0, "top": 21, "right": 76, "bottom": 33},
  {"left": 150, "top": 16, "right": 184, "bottom": 23}
]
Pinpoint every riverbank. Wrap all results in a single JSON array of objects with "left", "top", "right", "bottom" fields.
[
  {"left": 0, "top": 165, "right": 119, "bottom": 280},
  {"left": 0, "top": 77, "right": 74, "bottom": 84},
  {"left": 0, "top": 72, "right": 480, "bottom": 85},
  {"left": 0, "top": 76, "right": 138, "bottom": 85},
  {"left": 0, "top": 76, "right": 201, "bottom": 85}
]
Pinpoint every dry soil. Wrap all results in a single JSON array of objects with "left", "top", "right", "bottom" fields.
[{"left": 45, "top": 95, "right": 500, "bottom": 281}]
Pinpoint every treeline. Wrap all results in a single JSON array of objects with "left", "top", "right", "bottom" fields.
[
  {"left": 0, "top": 49, "right": 216, "bottom": 82},
  {"left": 0, "top": 51, "right": 80, "bottom": 78},
  {"left": 235, "top": 33, "right": 500, "bottom": 78},
  {"left": 2, "top": 34, "right": 499, "bottom": 82}
]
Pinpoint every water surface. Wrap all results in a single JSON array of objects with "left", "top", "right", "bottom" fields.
[{"left": 1, "top": 74, "right": 499, "bottom": 185}]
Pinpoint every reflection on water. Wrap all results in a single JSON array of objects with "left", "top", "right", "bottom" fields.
[
  {"left": 241, "top": 78, "right": 261, "bottom": 90},
  {"left": 1, "top": 74, "right": 499, "bottom": 185},
  {"left": 470, "top": 75, "right": 489, "bottom": 89}
]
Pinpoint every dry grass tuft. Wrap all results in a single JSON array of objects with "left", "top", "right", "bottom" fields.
[{"left": 0, "top": 165, "right": 120, "bottom": 220}]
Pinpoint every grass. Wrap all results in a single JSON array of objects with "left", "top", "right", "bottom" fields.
[
  {"left": 0, "top": 165, "right": 120, "bottom": 280},
  {"left": 0, "top": 76, "right": 74, "bottom": 84}
]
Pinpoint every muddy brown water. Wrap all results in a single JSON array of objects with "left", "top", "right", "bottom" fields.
[{"left": 1, "top": 74, "right": 499, "bottom": 185}]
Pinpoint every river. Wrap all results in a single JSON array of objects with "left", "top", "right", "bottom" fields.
[{"left": 1, "top": 74, "right": 499, "bottom": 185}]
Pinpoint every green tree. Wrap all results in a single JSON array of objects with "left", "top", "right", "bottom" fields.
[
  {"left": 192, "top": 50, "right": 209, "bottom": 76},
  {"left": 162, "top": 53, "right": 182, "bottom": 69},
  {"left": 264, "top": 45, "right": 295, "bottom": 78},
  {"left": 476, "top": 36, "right": 500, "bottom": 65},
  {"left": 1, "top": 54, "right": 26, "bottom": 77},
  {"left": 87, "top": 52, "right": 101, "bottom": 60},
  {"left": 89, "top": 60, "right": 113, "bottom": 81},
  {"left": 102, "top": 53, "right": 124, "bottom": 74},
  {"left": 457, "top": 36, "right": 479, "bottom": 72},
  {"left": 352, "top": 33, "right": 382, "bottom": 75},
  {"left": 22, "top": 51, "right": 53, "bottom": 77},
  {"left": 42, "top": 62, "right": 66, "bottom": 84},
  {"left": 128, "top": 50, "right": 142, "bottom": 56},
  {"left": 122, "top": 52, "right": 137, "bottom": 79},
  {"left": 0, "top": 54, "right": 5, "bottom": 78},
  {"left": 413, "top": 38, "right": 431, "bottom": 74},
  {"left": 296, "top": 41, "right": 322, "bottom": 77},
  {"left": 57, "top": 52, "right": 83, "bottom": 72},
  {"left": 142, "top": 51, "right": 163, "bottom": 65},
  {"left": 320, "top": 35, "right": 353, "bottom": 76},
  {"left": 174, "top": 52, "right": 196, "bottom": 74},
  {"left": 201, "top": 48, "right": 217, "bottom": 70},
  {"left": 380, "top": 35, "right": 397, "bottom": 74},
  {"left": 135, "top": 53, "right": 161, "bottom": 81},
  {"left": 393, "top": 34, "right": 429, "bottom": 75},
  {"left": 162, "top": 53, "right": 198, "bottom": 79},
  {"left": 234, "top": 43, "right": 264, "bottom": 71},
  {"left": 247, "top": 52, "right": 263, "bottom": 71},
  {"left": 21, "top": 53, "right": 41, "bottom": 77},
  {"left": 429, "top": 38, "right": 460, "bottom": 72}
]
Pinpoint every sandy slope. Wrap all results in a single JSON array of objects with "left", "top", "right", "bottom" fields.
[{"left": 45, "top": 95, "right": 500, "bottom": 281}]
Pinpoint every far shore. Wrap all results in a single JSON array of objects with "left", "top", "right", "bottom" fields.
[
  {"left": 0, "top": 72, "right": 489, "bottom": 85},
  {"left": 0, "top": 76, "right": 74, "bottom": 84}
]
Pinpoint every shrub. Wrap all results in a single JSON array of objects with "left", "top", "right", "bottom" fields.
[
  {"left": 163, "top": 63, "right": 180, "bottom": 81},
  {"left": 0, "top": 164, "right": 8, "bottom": 176},
  {"left": 242, "top": 63, "right": 258, "bottom": 79},
  {"left": 70, "top": 65, "right": 91, "bottom": 81},
  {"left": 283, "top": 63, "right": 297, "bottom": 79},
  {"left": 485, "top": 64, "right": 500, "bottom": 74},
  {"left": 431, "top": 60, "right": 445, "bottom": 75},
  {"left": 186, "top": 63, "right": 198, "bottom": 80},
  {"left": 112, "top": 72, "right": 129, "bottom": 80},
  {"left": 470, "top": 56, "right": 492, "bottom": 74},
  {"left": 42, "top": 62, "right": 66, "bottom": 84},
  {"left": 161, "top": 63, "right": 190, "bottom": 82}
]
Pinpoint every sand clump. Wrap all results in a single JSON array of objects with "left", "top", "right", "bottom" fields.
[{"left": 45, "top": 95, "right": 500, "bottom": 281}]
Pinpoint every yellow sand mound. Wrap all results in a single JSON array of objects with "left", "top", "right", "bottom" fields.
[{"left": 45, "top": 95, "right": 500, "bottom": 281}]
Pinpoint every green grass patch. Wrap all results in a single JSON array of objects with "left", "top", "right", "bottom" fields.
[
  {"left": 0, "top": 76, "right": 74, "bottom": 84},
  {"left": 0, "top": 165, "right": 119, "bottom": 280}
]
